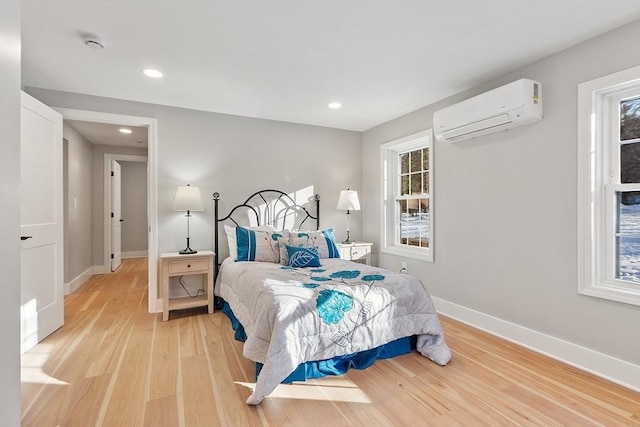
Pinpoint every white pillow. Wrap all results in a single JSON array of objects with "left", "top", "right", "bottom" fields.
[{"left": 224, "top": 224, "right": 277, "bottom": 260}]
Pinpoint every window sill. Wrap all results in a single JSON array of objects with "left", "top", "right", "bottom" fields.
[
  {"left": 381, "top": 245, "right": 433, "bottom": 262},
  {"left": 579, "top": 282, "right": 640, "bottom": 306}
]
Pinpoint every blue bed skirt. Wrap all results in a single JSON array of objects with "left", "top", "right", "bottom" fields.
[{"left": 221, "top": 301, "right": 416, "bottom": 383}]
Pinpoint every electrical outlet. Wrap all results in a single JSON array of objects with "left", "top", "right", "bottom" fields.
[{"left": 400, "top": 261, "right": 407, "bottom": 274}]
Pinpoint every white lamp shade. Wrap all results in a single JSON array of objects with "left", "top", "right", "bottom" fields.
[
  {"left": 336, "top": 190, "right": 360, "bottom": 211},
  {"left": 173, "top": 185, "right": 204, "bottom": 211}
]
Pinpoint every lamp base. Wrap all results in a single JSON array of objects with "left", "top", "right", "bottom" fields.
[
  {"left": 179, "top": 237, "right": 197, "bottom": 254},
  {"left": 342, "top": 229, "right": 354, "bottom": 245},
  {"left": 179, "top": 248, "right": 197, "bottom": 255}
]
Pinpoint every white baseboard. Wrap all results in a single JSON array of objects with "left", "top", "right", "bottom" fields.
[
  {"left": 64, "top": 267, "right": 94, "bottom": 295},
  {"left": 431, "top": 296, "right": 640, "bottom": 392},
  {"left": 93, "top": 264, "right": 110, "bottom": 275},
  {"left": 122, "top": 251, "right": 148, "bottom": 259}
]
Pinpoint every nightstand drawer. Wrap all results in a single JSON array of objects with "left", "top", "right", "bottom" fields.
[
  {"left": 351, "top": 246, "right": 370, "bottom": 259},
  {"left": 168, "top": 258, "right": 209, "bottom": 274},
  {"left": 337, "top": 242, "right": 373, "bottom": 265}
]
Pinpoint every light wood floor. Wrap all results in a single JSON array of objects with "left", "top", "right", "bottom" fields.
[{"left": 21, "top": 258, "right": 639, "bottom": 426}]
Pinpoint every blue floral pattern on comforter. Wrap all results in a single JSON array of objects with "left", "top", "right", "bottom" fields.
[{"left": 216, "top": 257, "right": 451, "bottom": 405}]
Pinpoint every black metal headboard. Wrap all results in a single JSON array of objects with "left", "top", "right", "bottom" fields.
[{"left": 213, "top": 189, "right": 321, "bottom": 271}]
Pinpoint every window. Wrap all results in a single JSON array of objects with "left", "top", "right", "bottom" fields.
[
  {"left": 381, "top": 129, "right": 434, "bottom": 261},
  {"left": 578, "top": 66, "right": 640, "bottom": 306}
]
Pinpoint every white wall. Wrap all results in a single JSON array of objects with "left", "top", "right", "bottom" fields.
[
  {"left": 363, "top": 20, "right": 640, "bottom": 370},
  {"left": 63, "top": 123, "right": 93, "bottom": 283},
  {"left": 120, "top": 160, "right": 148, "bottom": 254},
  {"left": 0, "top": 2, "right": 22, "bottom": 425},
  {"left": 23, "top": 87, "right": 363, "bottom": 296}
]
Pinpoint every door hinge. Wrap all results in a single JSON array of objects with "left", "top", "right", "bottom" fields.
[
  {"left": 111, "top": 212, "right": 114, "bottom": 218},
  {"left": 111, "top": 171, "right": 114, "bottom": 177},
  {"left": 111, "top": 254, "right": 114, "bottom": 259}
]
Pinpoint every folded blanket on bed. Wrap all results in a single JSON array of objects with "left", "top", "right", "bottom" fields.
[{"left": 216, "top": 257, "right": 451, "bottom": 405}]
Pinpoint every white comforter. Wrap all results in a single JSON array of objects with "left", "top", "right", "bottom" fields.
[{"left": 216, "top": 257, "right": 451, "bottom": 405}]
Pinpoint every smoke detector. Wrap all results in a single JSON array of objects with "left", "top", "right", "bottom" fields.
[{"left": 82, "top": 34, "right": 105, "bottom": 50}]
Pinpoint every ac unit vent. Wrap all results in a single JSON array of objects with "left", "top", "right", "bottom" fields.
[{"left": 433, "top": 79, "right": 542, "bottom": 142}]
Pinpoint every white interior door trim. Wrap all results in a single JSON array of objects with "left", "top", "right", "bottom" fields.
[
  {"left": 54, "top": 108, "right": 159, "bottom": 314},
  {"left": 105, "top": 155, "right": 142, "bottom": 273}
]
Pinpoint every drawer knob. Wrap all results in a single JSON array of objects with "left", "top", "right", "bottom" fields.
[{"left": 187, "top": 264, "right": 191, "bottom": 268}]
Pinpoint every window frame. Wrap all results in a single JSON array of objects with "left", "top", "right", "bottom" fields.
[
  {"left": 380, "top": 129, "right": 434, "bottom": 262},
  {"left": 577, "top": 66, "right": 640, "bottom": 306}
]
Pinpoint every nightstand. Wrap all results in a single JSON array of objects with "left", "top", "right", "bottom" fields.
[
  {"left": 338, "top": 242, "right": 373, "bottom": 265},
  {"left": 160, "top": 250, "right": 214, "bottom": 321}
]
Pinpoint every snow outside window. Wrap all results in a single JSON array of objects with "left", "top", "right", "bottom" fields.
[
  {"left": 577, "top": 66, "right": 640, "bottom": 306},
  {"left": 380, "top": 129, "right": 434, "bottom": 262}
]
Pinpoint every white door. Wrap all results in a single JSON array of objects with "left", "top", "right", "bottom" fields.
[
  {"left": 20, "top": 92, "right": 64, "bottom": 353},
  {"left": 111, "top": 160, "right": 122, "bottom": 271}
]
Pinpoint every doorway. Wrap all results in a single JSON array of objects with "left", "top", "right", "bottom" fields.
[
  {"left": 56, "top": 108, "right": 159, "bottom": 313},
  {"left": 105, "top": 155, "right": 148, "bottom": 272}
]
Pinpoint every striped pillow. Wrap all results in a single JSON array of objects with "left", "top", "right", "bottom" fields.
[{"left": 236, "top": 227, "right": 282, "bottom": 263}]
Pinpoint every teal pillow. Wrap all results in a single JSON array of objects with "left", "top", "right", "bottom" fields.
[{"left": 287, "top": 245, "right": 321, "bottom": 268}]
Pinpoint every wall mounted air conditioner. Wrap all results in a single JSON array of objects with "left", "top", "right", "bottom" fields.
[{"left": 433, "top": 78, "right": 542, "bottom": 142}]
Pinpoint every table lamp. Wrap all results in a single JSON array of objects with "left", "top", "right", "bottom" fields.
[
  {"left": 336, "top": 189, "right": 360, "bottom": 244},
  {"left": 173, "top": 184, "right": 204, "bottom": 254}
]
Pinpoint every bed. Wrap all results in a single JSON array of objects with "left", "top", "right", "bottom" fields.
[{"left": 213, "top": 189, "right": 450, "bottom": 405}]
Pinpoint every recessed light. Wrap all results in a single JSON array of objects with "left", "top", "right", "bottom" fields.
[
  {"left": 142, "top": 68, "right": 163, "bottom": 78},
  {"left": 328, "top": 102, "right": 342, "bottom": 109},
  {"left": 119, "top": 128, "right": 132, "bottom": 134}
]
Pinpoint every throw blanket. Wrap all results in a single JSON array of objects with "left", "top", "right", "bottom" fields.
[{"left": 216, "top": 257, "right": 451, "bottom": 405}]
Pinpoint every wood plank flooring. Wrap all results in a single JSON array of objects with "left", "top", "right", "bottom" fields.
[{"left": 21, "top": 258, "right": 640, "bottom": 426}]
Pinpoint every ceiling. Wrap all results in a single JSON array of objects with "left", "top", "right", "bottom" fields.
[
  {"left": 21, "top": 1, "right": 640, "bottom": 132},
  {"left": 66, "top": 120, "right": 148, "bottom": 147}
]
